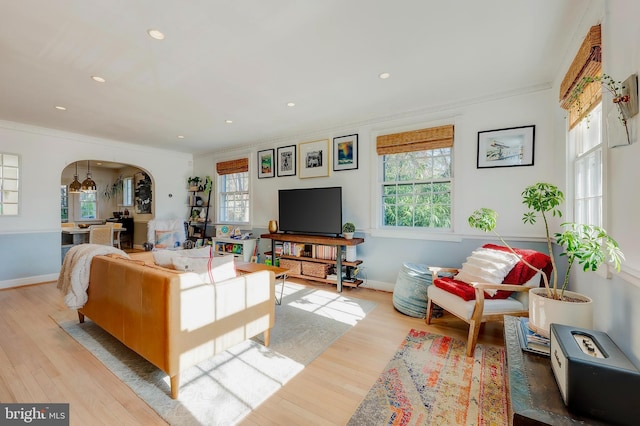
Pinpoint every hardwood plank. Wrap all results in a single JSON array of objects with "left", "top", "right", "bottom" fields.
[{"left": 0, "top": 278, "right": 505, "bottom": 425}]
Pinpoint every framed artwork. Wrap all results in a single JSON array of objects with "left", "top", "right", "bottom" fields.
[
  {"left": 257, "top": 149, "right": 275, "bottom": 178},
  {"left": 477, "top": 125, "right": 535, "bottom": 168},
  {"left": 299, "top": 139, "right": 329, "bottom": 178},
  {"left": 333, "top": 134, "right": 358, "bottom": 171},
  {"left": 134, "top": 171, "right": 152, "bottom": 214},
  {"left": 277, "top": 145, "right": 296, "bottom": 177}
]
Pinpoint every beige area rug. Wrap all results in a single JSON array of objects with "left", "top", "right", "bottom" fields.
[
  {"left": 348, "top": 329, "right": 509, "bottom": 426},
  {"left": 52, "top": 282, "right": 376, "bottom": 426}
]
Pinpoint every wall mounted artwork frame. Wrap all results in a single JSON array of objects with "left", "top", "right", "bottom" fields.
[
  {"left": 477, "top": 125, "right": 535, "bottom": 168},
  {"left": 333, "top": 133, "right": 358, "bottom": 171},
  {"left": 276, "top": 145, "right": 296, "bottom": 177},
  {"left": 134, "top": 171, "right": 152, "bottom": 214},
  {"left": 299, "top": 139, "right": 329, "bottom": 178},
  {"left": 257, "top": 148, "right": 275, "bottom": 178}
]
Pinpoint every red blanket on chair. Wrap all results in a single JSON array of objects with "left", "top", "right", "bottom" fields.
[{"left": 433, "top": 244, "right": 552, "bottom": 301}]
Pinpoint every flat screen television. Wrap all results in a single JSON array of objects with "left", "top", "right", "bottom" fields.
[{"left": 278, "top": 187, "right": 342, "bottom": 236}]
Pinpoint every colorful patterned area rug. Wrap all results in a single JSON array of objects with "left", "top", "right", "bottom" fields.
[{"left": 348, "top": 329, "right": 509, "bottom": 426}]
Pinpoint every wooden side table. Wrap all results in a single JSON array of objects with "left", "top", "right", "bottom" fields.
[{"left": 503, "top": 316, "right": 608, "bottom": 425}]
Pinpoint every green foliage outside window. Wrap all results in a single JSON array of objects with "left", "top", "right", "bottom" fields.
[
  {"left": 80, "top": 191, "right": 96, "bottom": 219},
  {"left": 382, "top": 149, "right": 452, "bottom": 229}
]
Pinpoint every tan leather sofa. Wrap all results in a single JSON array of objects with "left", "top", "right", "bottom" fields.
[{"left": 78, "top": 252, "right": 275, "bottom": 399}]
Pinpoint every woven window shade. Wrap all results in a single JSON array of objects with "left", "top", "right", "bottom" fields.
[
  {"left": 559, "top": 24, "right": 602, "bottom": 129},
  {"left": 216, "top": 158, "right": 248, "bottom": 175},
  {"left": 376, "top": 124, "right": 454, "bottom": 155}
]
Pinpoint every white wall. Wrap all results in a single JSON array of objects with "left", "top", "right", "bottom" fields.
[
  {"left": 0, "top": 121, "right": 192, "bottom": 287},
  {"left": 561, "top": 0, "right": 640, "bottom": 367},
  {"left": 194, "top": 87, "right": 557, "bottom": 287}
]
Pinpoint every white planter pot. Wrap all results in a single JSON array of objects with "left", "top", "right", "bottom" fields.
[
  {"left": 528, "top": 288, "right": 593, "bottom": 338},
  {"left": 343, "top": 232, "right": 354, "bottom": 240}
]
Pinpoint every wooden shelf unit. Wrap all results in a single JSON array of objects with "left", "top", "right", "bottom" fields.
[
  {"left": 260, "top": 233, "right": 364, "bottom": 292},
  {"left": 187, "top": 188, "right": 212, "bottom": 242}
]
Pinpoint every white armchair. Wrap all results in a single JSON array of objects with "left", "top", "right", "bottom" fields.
[
  {"left": 147, "top": 218, "right": 187, "bottom": 249},
  {"left": 426, "top": 244, "right": 551, "bottom": 356}
]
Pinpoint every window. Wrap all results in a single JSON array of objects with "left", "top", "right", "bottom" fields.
[
  {"left": 80, "top": 191, "right": 97, "bottom": 219},
  {"left": 0, "top": 153, "right": 19, "bottom": 215},
  {"left": 381, "top": 149, "right": 452, "bottom": 228},
  {"left": 558, "top": 25, "right": 603, "bottom": 227},
  {"left": 122, "top": 176, "right": 133, "bottom": 206},
  {"left": 376, "top": 124, "right": 454, "bottom": 230},
  {"left": 61, "top": 185, "right": 68, "bottom": 221},
  {"left": 571, "top": 103, "right": 602, "bottom": 226},
  {"left": 217, "top": 171, "right": 249, "bottom": 223}
]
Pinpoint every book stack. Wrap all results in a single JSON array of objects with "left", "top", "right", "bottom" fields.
[{"left": 517, "top": 317, "right": 550, "bottom": 356}]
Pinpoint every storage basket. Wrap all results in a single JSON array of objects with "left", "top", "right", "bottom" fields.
[
  {"left": 280, "top": 258, "right": 302, "bottom": 275},
  {"left": 302, "top": 261, "right": 330, "bottom": 278}
]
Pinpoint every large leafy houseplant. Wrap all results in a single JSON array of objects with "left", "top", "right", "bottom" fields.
[{"left": 469, "top": 182, "right": 624, "bottom": 301}]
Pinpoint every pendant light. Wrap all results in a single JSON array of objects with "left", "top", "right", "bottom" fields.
[
  {"left": 81, "top": 160, "right": 97, "bottom": 193},
  {"left": 68, "top": 162, "right": 82, "bottom": 193}
]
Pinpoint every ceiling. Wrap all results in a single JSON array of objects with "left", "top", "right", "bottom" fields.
[{"left": 0, "top": 1, "right": 589, "bottom": 154}]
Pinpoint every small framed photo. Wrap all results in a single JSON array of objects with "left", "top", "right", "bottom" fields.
[
  {"left": 257, "top": 149, "right": 275, "bottom": 178},
  {"left": 333, "top": 134, "right": 358, "bottom": 171},
  {"left": 277, "top": 145, "right": 296, "bottom": 177},
  {"left": 477, "top": 125, "right": 535, "bottom": 168},
  {"left": 299, "top": 139, "right": 329, "bottom": 178}
]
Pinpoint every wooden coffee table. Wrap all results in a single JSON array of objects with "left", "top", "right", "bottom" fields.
[{"left": 235, "top": 262, "right": 289, "bottom": 305}]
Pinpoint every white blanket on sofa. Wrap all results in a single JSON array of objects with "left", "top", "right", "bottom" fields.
[{"left": 57, "top": 244, "right": 129, "bottom": 309}]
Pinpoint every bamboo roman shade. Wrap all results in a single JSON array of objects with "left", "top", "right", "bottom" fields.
[
  {"left": 376, "top": 124, "right": 454, "bottom": 155},
  {"left": 216, "top": 158, "right": 248, "bottom": 175},
  {"left": 559, "top": 24, "right": 602, "bottom": 129}
]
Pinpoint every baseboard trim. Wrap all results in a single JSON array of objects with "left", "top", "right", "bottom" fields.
[{"left": 0, "top": 274, "right": 59, "bottom": 290}]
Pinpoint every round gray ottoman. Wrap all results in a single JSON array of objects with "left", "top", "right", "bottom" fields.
[{"left": 392, "top": 262, "right": 432, "bottom": 318}]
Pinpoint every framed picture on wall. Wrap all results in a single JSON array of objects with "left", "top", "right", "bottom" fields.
[
  {"left": 257, "top": 149, "right": 275, "bottom": 178},
  {"left": 299, "top": 139, "right": 329, "bottom": 178},
  {"left": 477, "top": 125, "right": 535, "bottom": 168},
  {"left": 134, "top": 171, "right": 152, "bottom": 214},
  {"left": 333, "top": 134, "right": 358, "bottom": 171},
  {"left": 277, "top": 145, "right": 296, "bottom": 177}
]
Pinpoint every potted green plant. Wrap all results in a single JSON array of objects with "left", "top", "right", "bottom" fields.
[
  {"left": 569, "top": 73, "right": 635, "bottom": 144},
  {"left": 342, "top": 222, "right": 355, "bottom": 239},
  {"left": 469, "top": 182, "right": 624, "bottom": 336},
  {"left": 187, "top": 177, "right": 201, "bottom": 191}
]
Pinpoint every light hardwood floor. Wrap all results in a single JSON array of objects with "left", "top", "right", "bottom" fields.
[{"left": 0, "top": 279, "right": 505, "bottom": 425}]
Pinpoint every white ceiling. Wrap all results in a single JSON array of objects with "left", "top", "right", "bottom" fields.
[{"left": 0, "top": 0, "right": 589, "bottom": 154}]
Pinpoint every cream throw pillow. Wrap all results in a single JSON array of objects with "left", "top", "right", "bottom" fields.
[
  {"left": 153, "top": 246, "right": 216, "bottom": 268},
  {"left": 454, "top": 247, "right": 520, "bottom": 296},
  {"left": 172, "top": 254, "right": 237, "bottom": 283}
]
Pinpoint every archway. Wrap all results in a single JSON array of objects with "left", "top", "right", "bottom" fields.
[{"left": 60, "top": 160, "right": 155, "bottom": 250}]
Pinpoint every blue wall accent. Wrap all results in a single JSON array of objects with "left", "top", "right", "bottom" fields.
[{"left": 0, "top": 232, "right": 60, "bottom": 280}]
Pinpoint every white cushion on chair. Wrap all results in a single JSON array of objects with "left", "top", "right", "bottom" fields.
[
  {"left": 428, "top": 285, "right": 525, "bottom": 320},
  {"left": 454, "top": 247, "right": 519, "bottom": 296}
]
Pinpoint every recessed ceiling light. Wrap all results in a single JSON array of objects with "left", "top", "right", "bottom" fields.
[
  {"left": 287, "top": 102, "right": 296, "bottom": 107},
  {"left": 96, "top": 162, "right": 103, "bottom": 166},
  {"left": 147, "top": 29, "right": 165, "bottom": 40},
  {"left": 91, "top": 75, "right": 106, "bottom": 83},
  {"left": 225, "top": 120, "right": 233, "bottom": 124},
  {"left": 379, "top": 72, "right": 391, "bottom": 79},
  {"left": 177, "top": 135, "right": 185, "bottom": 139},
  {"left": 55, "top": 105, "right": 67, "bottom": 111}
]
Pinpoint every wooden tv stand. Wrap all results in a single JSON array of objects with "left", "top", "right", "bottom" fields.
[{"left": 260, "top": 233, "right": 364, "bottom": 292}]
